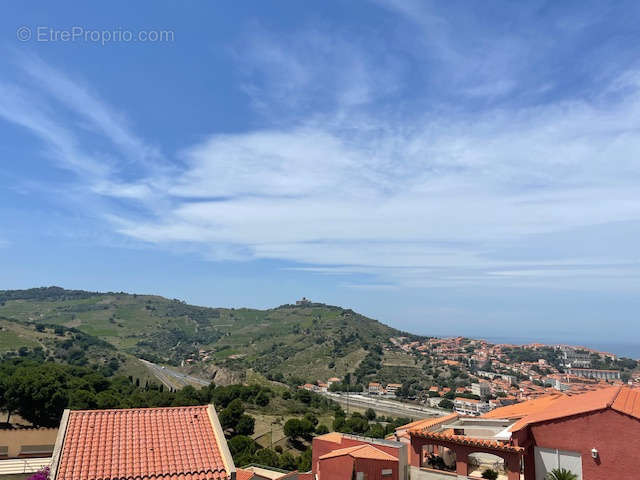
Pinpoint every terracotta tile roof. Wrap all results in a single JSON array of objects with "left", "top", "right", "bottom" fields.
[
  {"left": 401, "top": 413, "right": 459, "bottom": 433},
  {"left": 236, "top": 470, "right": 255, "bottom": 480},
  {"left": 612, "top": 386, "right": 640, "bottom": 418},
  {"left": 55, "top": 406, "right": 231, "bottom": 480},
  {"left": 315, "top": 432, "right": 344, "bottom": 443},
  {"left": 483, "top": 393, "right": 565, "bottom": 420},
  {"left": 455, "top": 397, "right": 480, "bottom": 403},
  {"left": 319, "top": 444, "right": 397, "bottom": 461},
  {"left": 510, "top": 386, "right": 640, "bottom": 432},
  {"left": 411, "top": 430, "right": 523, "bottom": 453}
]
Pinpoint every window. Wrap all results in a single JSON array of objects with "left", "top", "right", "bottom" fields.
[
  {"left": 19, "top": 445, "right": 55, "bottom": 457},
  {"left": 0, "top": 446, "right": 8, "bottom": 458},
  {"left": 382, "top": 469, "right": 392, "bottom": 476},
  {"left": 534, "top": 447, "right": 582, "bottom": 480}
]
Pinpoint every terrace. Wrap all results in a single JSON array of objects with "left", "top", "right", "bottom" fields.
[{"left": 409, "top": 417, "right": 524, "bottom": 480}]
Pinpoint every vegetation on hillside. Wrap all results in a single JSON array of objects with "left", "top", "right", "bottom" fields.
[{"left": 0, "top": 287, "right": 420, "bottom": 383}]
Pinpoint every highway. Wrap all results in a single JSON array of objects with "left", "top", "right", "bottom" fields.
[
  {"left": 321, "top": 392, "right": 447, "bottom": 419},
  {"left": 140, "top": 359, "right": 212, "bottom": 389},
  {"left": 140, "top": 359, "right": 447, "bottom": 421}
]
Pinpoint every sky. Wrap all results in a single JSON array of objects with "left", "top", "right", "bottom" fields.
[{"left": 1, "top": 1, "right": 640, "bottom": 354}]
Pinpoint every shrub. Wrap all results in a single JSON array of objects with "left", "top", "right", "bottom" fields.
[{"left": 482, "top": 469, "right": 498, "bottom": 480}]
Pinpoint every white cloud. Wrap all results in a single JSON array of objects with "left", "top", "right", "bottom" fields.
[
  {"left": 3, "top": 40, "right": 640, "bottom": 292},
  {"left": 110, "top": 74, "right": 640, "bottom": 289}
]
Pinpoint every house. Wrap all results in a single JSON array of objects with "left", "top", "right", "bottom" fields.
[
  {"left": 312, "top": 432, "right": 407, "bottom": 480},
  {"left": 49, "top": 405, "right": 235, "bottom": 480},
  {"left": 453, "top": 397, "right": 492, "bottom": 416},
  {"left": 327, "top": 377, "right": 341, "bottom": 387},
  {"left": 0, "top": 424, "right": 58, "bottom": 460},
  {"left": 402, "top": 386, "right": 640, "bottom": 480},
  {"left": 471, "top": 381, "right": 490, "bottom": 398},
  {"left": 0, "top": 424, "right": 58, "bottom": 474},
  {"left": 385, "top": 384, "right": 403, "bottom": 396},
  {"left": 368, "top": 382, "right": 384, "bottom": 395},
  {"left": 565, "top": 368, "right": 621, "bottom": 381}
]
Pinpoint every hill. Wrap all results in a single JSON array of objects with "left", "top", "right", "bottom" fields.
[{"left": 0, "top": 287, "right": 423, "bottom": 384}]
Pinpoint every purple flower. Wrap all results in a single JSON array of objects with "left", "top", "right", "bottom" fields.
[{"left": 27, "top": 466, "right": 50, "bottom": 480}]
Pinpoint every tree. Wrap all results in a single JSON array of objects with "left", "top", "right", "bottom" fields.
[
  {"left": 228, "top": 435, "right": 259, "bottom": 456},
  {"left": 253, "top": 448, "right": 279, "bottom": 467},
  {"left": 69, "top": 389, "right": 96, "bottom": 409},
  {"left": 255, "top": 391, "right": 270, "bottom": 407},
  {"left": 279, "top": 451, "right": 297, "bottom": 471},
  {"left": 304, "top": 412, "right": 318, "bottom": 427},
  {"left": 236, "top": 415, "right": 255, "bottom": 436},
  {"left": 219, "top": 398, "right": 245, "bottom": 431},
  {"left": 365, "top": 408, "right": 376, "bottom": 420},
  {"left": 545, "top": 468, "right": 578, "bottom": 480},
  {"left": 284, "top": 418, "right": 315, "bottom": 440},
  {"left": 7, "top": 364, "right": 69, "bottom": 427},
  {"left": 315, "top": 424, "right": 329, "bottom": 435},
  {"left": 438, "top": 399, "right": 454, "bottom": 410},
  {"left": 297, "top": 447, "right": 312, "bottom": 472},
  {"left": 366, "top": 423, "right": 385, "bottom": 438}
]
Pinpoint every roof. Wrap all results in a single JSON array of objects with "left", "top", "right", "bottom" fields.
[
  {"left": 236, "top": 470, "right": 255, "bottom": 480},
  {"left": 612, "top": 386, "right": 640, "bottom": 418},
  {"left": 315, "top": 431, "right": 344, "bottom": 443},
  {"left": 411, "top": 430, "right": 523, "bottom": 453},
  {"left": 455, "top": 397, "right": 480, "bottom": 403},
  {"left": 319, "top": 444, "right": 396, "bottom": 461},
  {"left": 53, "top": 405, "right": 233, "bottom": 480},
  {"left": 400, "top": 413, "right": 459, "bottom": 433},
  {"left": 510, "top": 387, "right": 640, "bottom": 432},
  {"left": 483, "top": 393, "right": 565, "bottom": 420}
]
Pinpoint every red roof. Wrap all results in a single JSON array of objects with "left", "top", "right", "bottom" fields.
[
  {"left": 483, "top": 393, "right": 565, "bottom": 420},
  {"left": 54, "top": 405, "right": 231, "bottom": 480},
  {"left": 401, "top": 413, "right": 459, "bottom": 433},
  {"left": 411, "top": 430, "right": 523, "bottom": 453},
  {"left": 236, "top": 470, "right": 255, "bottom": 480},
  {"left": 510, "top": 386, "right": 640, "bottom": 432},
  {"left": 319, "top": 444, "right": 397, "bottom": 461}
]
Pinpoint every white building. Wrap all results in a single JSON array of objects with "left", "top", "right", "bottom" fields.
[
  {"left": 453, "top": 397, "right": 492, "bottom": 416},
  {"left": 471, "top": 382, "right": 491, "bottom": 398}
]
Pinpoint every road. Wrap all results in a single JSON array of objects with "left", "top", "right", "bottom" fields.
[
  {"left": 140, "top": 359, "right": 211, "bottom": 389},
  {"left": 139, "top": 359, "right": 448, "bottom": 421},
  {"left": 322, "top": 391, "right": 447, "bottom": 419}
]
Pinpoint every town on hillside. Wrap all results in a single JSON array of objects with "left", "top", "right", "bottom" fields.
[{"left": 300, "top": 335, "right": 639, "bottom": 418}]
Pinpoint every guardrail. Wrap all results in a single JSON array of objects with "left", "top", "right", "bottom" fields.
[{"left": 0, "top": 457, "right": 51, "bottom": 475}]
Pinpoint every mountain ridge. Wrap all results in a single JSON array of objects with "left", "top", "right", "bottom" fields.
[{"left": 0, "top": 286, "right": 424, "bottom": 383}]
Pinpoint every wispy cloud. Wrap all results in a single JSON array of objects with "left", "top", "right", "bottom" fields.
[{"left": 2, "top": 7, "right": 640, "bottom": 294}]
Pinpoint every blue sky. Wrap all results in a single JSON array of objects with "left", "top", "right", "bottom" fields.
[{"left": 1, "top": 1, "right": 640, "bottom": 352}]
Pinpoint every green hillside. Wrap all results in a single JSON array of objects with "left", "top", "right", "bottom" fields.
[{"left": 0, "top": 287, "right": 421, "bottom": 383}]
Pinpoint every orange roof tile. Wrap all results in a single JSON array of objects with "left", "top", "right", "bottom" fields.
[
  {"left": 411, "top": 431, "right": 523, "bottom": 453},
  {"left": 55, "top": 405, "right": 230, "bottom": 480},
  {"left": 612, "top": 387, "right": 640, "bottom": 418},
  {"left": 315, "top": 431, "right": 343, "bottom": 443},
  {"left": 401, "top": 413, "right": 459, "bottom": 433},
  {"left": 510, "top": 387, "right": 640, "bottom": 432},
  {"left": 483, "top": 393, "right": 565, "bottom": 420},
  {"left": 236, "top": 470, "right": 255, "bottom": 480},
  {"left": 319, "top": 444, "right": 397, "bottom": 461}
]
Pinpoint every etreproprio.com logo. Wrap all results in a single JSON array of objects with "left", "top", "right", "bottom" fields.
[{"left": 17, "top": 25, "right": 174, "bottom": 45}]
